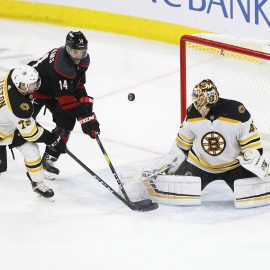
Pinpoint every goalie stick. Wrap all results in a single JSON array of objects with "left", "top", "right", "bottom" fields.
[
  {"left": 120, "top": 165, "right": 171, "bottom": 190},
  {"left": 95, "top": 134, "right": 154, "bottom": 208},
  {"left": 66, "top": 148, "right": 158, "bottom": 212}
]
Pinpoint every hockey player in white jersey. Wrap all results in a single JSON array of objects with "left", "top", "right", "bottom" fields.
[
  {"left": 0, "top": 65, "right": 66, "bottom": 199},
  {"left": 146, "top": 79, "right": 269, "bottom": 207}
]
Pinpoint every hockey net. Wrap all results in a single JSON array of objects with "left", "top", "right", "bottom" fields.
[{"left": 180, "top": 33, "right": 270, "bottom": 145}]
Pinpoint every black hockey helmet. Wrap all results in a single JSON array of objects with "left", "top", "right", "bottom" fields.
[{"left": 66, "top": 31, "right": 88, "bottom": 50}]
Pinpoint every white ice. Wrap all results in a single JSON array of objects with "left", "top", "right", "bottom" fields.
[{"left": 0, "top": 19, "right": 270, "bottom": 270}]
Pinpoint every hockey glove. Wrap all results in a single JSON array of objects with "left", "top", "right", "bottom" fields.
[
  {"left": 47, "top": 135, "right": 67, "bottom": 154},
  {"left": 237, "top": 149, "right": 269, "bottom": 180},
  {"left": 79, "top": 96, "right": 94, "bottom": 114},
  {"left": 79, "top": 113, "right": 100, "bottom": 139},
  {"left": 155, "top": 141, "right": 186, "bottom": 175}
]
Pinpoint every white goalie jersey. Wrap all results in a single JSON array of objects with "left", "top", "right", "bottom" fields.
[
  {"left": 0, "top": 73, "right": 45, "bottom": 146},
  {"left": 176, "top": 98, "right": 263, "bottom": 174}
]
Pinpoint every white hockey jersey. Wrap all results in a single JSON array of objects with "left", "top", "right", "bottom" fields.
[
  {"left": 176, "top": 98, "right": 262, "bottom": 174},
  {"left": 0, "top": 72, "right": 45, "bottom": 146}
]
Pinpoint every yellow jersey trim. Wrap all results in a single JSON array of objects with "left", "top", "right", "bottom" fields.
[
  {"left": 239, "top": 133, "right": 260, "bottom": 144},
  {"left": 188, "top": 152, "right": 240, "bottom": 172},
  {"left": 241, "top": 141, "right": 262, "bottom": 151},
  {"left": 176, "top": 137, "right": 192, "bottom": 149},
  {"left": 178, "top": 133, "right": 193, "bottom": 143},
  {"left": 217, "top": 117, "right": 241, "bottom": 123},
  {"left": 187, "top": 117, "right": 207, "bottom": 123}
]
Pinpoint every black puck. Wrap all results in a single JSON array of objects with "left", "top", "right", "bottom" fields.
[{"left": 128, "top": 93, "right": 135, "bottom": 101}]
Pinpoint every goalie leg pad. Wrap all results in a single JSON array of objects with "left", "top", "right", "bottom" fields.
[
  {"left": 143, "top": 175, "right": 201, "bottom": 206},
  {"left": 234, "top": 177, "right": 270, "bottom": 208}
]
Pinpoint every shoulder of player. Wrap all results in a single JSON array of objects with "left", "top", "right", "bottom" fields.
[
  {"left": 7, "top": 77, "right": 33, "bottom": 118},
  {"left": 218, "top": 98, "right": 250, "bottom": 122},
  {"left": 185, "top": 104, "right": 202, "bottom": 121},
  {"left": 53, "top": 47, "right": 90, "bottom": 79}
]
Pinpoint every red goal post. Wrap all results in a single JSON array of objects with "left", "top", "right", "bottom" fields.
[{"left": 180, "top": 34, "right": 270, "bottom": 137}]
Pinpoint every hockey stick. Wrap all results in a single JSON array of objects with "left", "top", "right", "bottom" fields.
[
  {"left": 95, "top": 134, "right": 154, "bottom": 207},
  {"left": 123, "top": 165, "right": 171, "bottom": 188},
  {"left": 66, "top": 148, "right": 158, "bottom": 212}
]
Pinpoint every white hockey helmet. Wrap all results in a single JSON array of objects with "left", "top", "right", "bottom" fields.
[{"left": 11, "top": 65, "right": 41, "bottom": 95}]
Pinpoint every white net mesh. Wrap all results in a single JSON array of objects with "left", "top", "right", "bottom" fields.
[{"left": 185, "top": 34, "right": 270, "bottom": 139}]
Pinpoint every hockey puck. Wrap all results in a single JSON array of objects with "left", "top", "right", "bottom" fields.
[{"left": 128, "top": 93, "right": 135, "bottom": 101}]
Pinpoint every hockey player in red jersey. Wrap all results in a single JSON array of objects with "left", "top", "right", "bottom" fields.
[
  {"left": 0, "top": 65, "right": 66, "bottom": 199},
  {"left": 28, "top": 31, "right": 100, "bottom": 179}
]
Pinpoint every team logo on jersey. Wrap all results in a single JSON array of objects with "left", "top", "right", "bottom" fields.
[
  {"left": 249, "top": 121, "right": 257, "bottom": 133},
  {"left": 20, "top": 103, "right": 30, "bottom": 111},
  {"left": 201, "top": 131, "right": 226, "bottom": 156},
  {"left": 184, "top": 171, "right": 193, "bottom": 176},
  {"left": 238, "top": 105, "right": 245, "bottom": 114}
]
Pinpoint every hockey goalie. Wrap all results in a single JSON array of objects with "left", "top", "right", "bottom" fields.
[{"left": 132, "top": 79, "right": 270, "bottom": 208}]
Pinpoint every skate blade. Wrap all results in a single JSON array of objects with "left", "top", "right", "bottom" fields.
[
  {"left": 36, "top": 194, "right": 55, "bottom": 202},
  {"left": 44, "top": 171, "right": 57, "bottom": 181}
]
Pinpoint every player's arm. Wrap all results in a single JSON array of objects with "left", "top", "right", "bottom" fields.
[
  {"left": 155, "top": 112, "right": 195, "bottom": 174},
  {"left": 238, "top": 116, "right": 263, "bottom": 154},
  {"left": 12, "top": 104, "right": 66, "bottom": 153},
  {"left": 54, "top": 76, "right": 100, "bottom": 139},
  {"left": 75, "top": 73, "right": 88, "bottom": 98},
  {"left": 236, "top": 115, "right": 268, "bottom": 179}
]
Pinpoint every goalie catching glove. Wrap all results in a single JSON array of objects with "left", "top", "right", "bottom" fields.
[
  {"left": 237, "top": 149, "right": 270, "bottom": 180},
  {"left": 78, "top": 113, "right": 100, "bottom": 139},
  {"left": 155, "top": 141, "right": 186, "bottom": 175}
]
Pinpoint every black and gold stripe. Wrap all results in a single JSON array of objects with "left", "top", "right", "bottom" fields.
[
  {"left": 188, "top": 149, "right": 240, "bottom": 172},
  {"left": 143, "top": 179, "right": 200, "bottom": 200},
  {"left": 0, "top": 132, "right": 14, "bottom": 142},
  {"left": 176, "top": 133, "right": 193, "bottom": 150},
  {"left": 24, "top": 158, "right": 43, "bottom": 173},
  {"left": 239, "top": 133, "right": 262, "bottom": 151},
  {"left": 21, "top": 125, "right": 44, "bottom": 142},
  {"left": 236, "top": 191, "right": 270, "bottom": 203}
]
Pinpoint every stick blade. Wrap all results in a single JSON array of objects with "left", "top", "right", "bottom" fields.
[
  {"left": 135, "top": 202, "right": 159, "bottom": 212},
  {"left": 133, "top": 199, "right": 153, "bottom": 207}
]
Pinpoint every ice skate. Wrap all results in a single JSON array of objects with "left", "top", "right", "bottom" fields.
[
  {"left": 42, "top": 153, "right": 60, "bottom": 180},
  {"left": 27, "top": 172, "right": 54, "bottom": 200}
]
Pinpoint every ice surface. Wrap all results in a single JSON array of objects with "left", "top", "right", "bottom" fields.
[{"left": 0, "top": 19, "right": 270, "bottom": 270}]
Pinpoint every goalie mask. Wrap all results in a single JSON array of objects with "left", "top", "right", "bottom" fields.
[
  {"left": 11, "top": 65, "right": 41, "bottom": 96},
  {"left": 66, "top": 31, "right": 88, "bottom": 65},
  {"left": 192, "top": 79, "right": 219, "bottom": 117}
]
